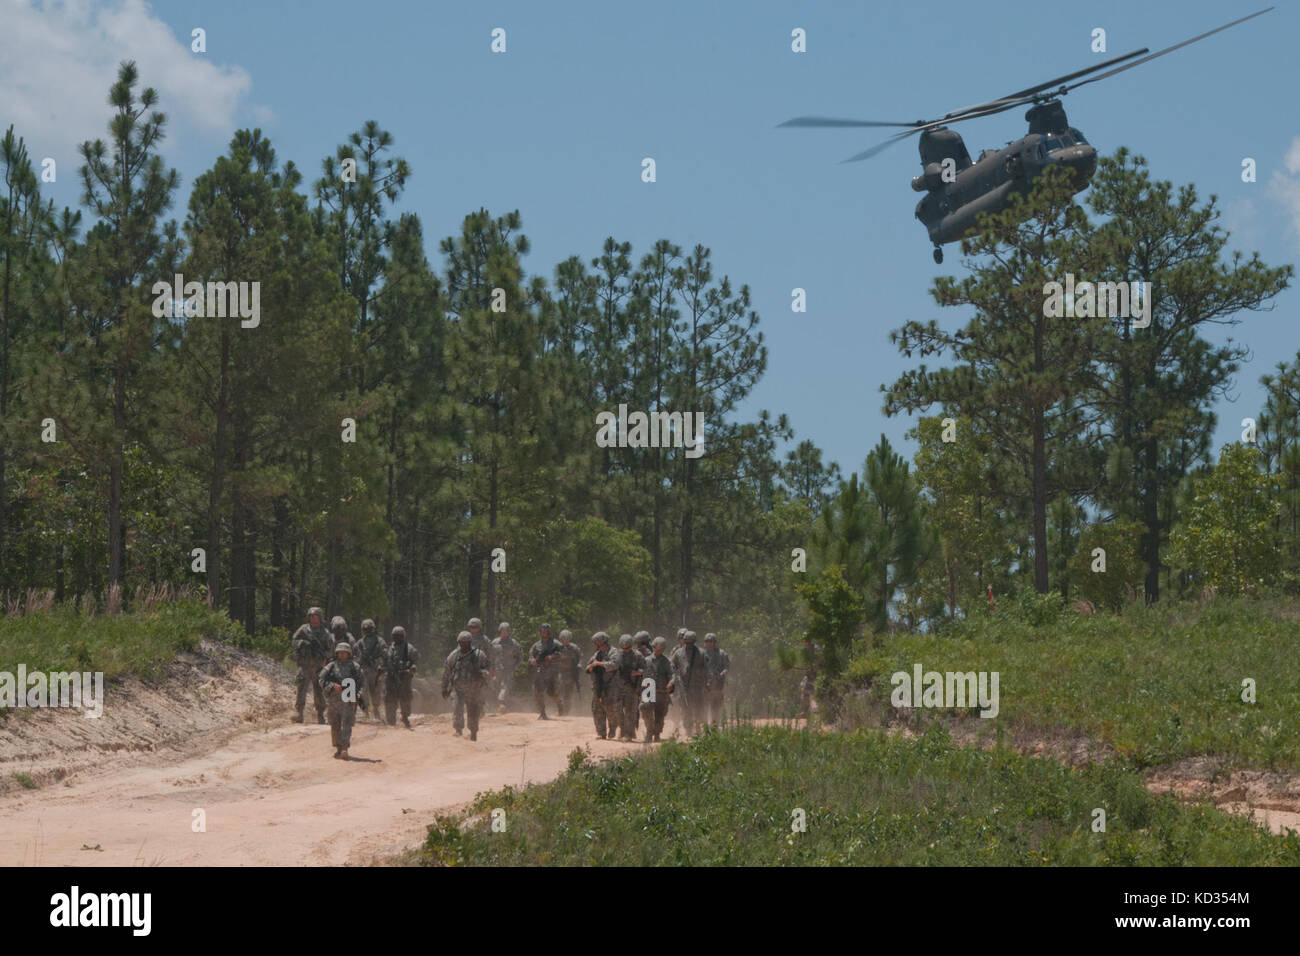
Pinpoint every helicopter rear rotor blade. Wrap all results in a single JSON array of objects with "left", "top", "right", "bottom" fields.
[
  {"left": 1059, "top": 7, "right": 1274, "bottom": 96},
  {"left": 944, "top": 47, "right": 1149, "bottom": 120}
]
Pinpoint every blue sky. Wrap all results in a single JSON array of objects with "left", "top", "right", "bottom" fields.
[{"left": 5, "top": 0, "right": 1298, "bottom": 478}]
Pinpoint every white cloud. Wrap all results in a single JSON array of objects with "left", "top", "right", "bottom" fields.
[
  {"left": 0, "top": 0, "right": 267, "bottom": 160},
  {"left": 1268, "top": 136, "right": 1300, "bottom": 250}
]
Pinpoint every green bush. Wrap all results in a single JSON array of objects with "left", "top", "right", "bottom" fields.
[{"left": 414, "top": 725, "right": 1300, "bottom": 866}]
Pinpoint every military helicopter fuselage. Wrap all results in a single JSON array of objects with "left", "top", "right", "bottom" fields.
[
  {"left": 914, "top": 102, "right": 1097, "bottom": 257},
  {"left": 779, "top": 8, "right": 1271, "bottom": 264}
]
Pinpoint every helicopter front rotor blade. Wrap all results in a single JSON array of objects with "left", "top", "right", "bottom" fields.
[{"left": 778, "top": 116, "right": 921, "bottom": 129}]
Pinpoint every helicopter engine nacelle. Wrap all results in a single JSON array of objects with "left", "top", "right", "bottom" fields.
[{"left": 911, "top": 162, "right": 946, "bottom": 192}]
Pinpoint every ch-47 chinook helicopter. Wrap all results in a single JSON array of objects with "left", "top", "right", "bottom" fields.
[{"left": 780, "top": 7, "right": 1272, "bottom": 263}]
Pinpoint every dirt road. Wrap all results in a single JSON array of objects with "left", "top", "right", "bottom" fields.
[{"left": 0, "top": 711, "right": 642, "bottom": 866}]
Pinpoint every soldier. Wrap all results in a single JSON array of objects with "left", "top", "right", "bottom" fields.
[
  {"left": 640, "top": 636, "right": 674, "bottom": 742},
  {"left": 466, "top": 617, "right": 493, "bottom": 660},
  {"left": 291, "top": 606, "right": 331, "bottom": 724},
  {"left": 330, "top": 615, "right": 355, "bottom": 651},
  {"left": 585, "top": 632, "right": 619, "bottom": 740},
  {"left": 798, "top": 638, "right": 820, "bottom": 718},
  {"left": 634, "top": 630, "right": 652, "bottom": 659},
  {"left": 384, "top": 626, "right": 419, "bottom": 728},
  {"left": 676, "top": 627, "right": 687, "bottom": 648},
  {"left": 670, "top": 630, "right": 708, "bottom": 736},
  {"left": 319, "top": 642, "right": 367, "bottom": 759},
  {"left": 442, "top": 631, "right": 491, "bottom": 741},
  {"left": 555, "top": 629, "right": 582, "bottom": 716},
  {"left": 702, "top": 633, "right": 731, "bottom": 727},
  {"left": 528, "top": 623, "right": 564, "bottom": 719},
  {"left": 611, "top": 634, "right": 643, "bottom": 741},
  {"left": 353, "top": 619, "right": 388, "bottom": 723},
  {"left": 490, "top": 622, "right": 522, "bottom": 714}
]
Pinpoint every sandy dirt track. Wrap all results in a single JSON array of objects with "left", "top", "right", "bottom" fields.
[{"left": 0, "top": 710, "right": 643, "bottom": 866}]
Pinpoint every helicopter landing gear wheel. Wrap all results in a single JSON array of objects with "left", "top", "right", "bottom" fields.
[{"left": 932, "top": 246, "right": 943, "bottom": 264}]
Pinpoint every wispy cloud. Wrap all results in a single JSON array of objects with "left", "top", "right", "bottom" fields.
[
  {"left": 0, "top": 0, "right": 268, "bottom": 160},
  {"left": 1267, "top": 136, "right": 1300, "bottom": 250}
]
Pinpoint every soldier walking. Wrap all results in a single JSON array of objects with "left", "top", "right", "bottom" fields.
[
  {"left": 354, "top": 619, "right": 388, "bottom": 723},
  {"left": 585, "top": 632, "right": 618, "bottom": 739},
  {"left": 634, "top": 630, "right": 652, "bottom": 659},
  {"left": 442, "top": 631, "right": 491, "bottom": 741},
  {"left": 798, "top": 638, "right": 820, "bottom": 719},
  {"left": 670, "top": 630, "right": 708, "bottom": 736},
  {"left": 702, "top": 632, "right": 731, "bottom": 727},
  {"left": 330, "top": 615, "right": 355, "bottom": 650},
  {"left": 612, "top": 634, "right": 643, "bottom": 741},
  {"left": 556, "top": 629, "right": 582, "bottom": 716},
  {"left": 319, "top": 642, "right": 367, "bottom": 759},
  {"left": 490, "top": 622, "right": 522, "bottom": 714},
  {"left": 291, "top": 606, "right": 331, "bottom": 724},
  {"left": 640, "top": 637, "right": 674, "bottom": 742},
  {"left": 529, "top": 623, "right": 563, "bottom": 719},
  {"left": 466, "top": 617, "right": 493, "bottom": 659},
  {"left": 384, "top": 626, "right": 419, "bottom": 728}
]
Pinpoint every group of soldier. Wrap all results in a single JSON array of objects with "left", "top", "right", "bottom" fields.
[
  {"left": 291, "top": 607, "right": 420, "bottom": 759},
  {"left": 291, "top": 608, "right": 734, "bottom": 759}
]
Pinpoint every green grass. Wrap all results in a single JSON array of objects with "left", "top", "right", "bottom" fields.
[
  {"left": 845, "top": 597, "right": 1300, "bottom": 770},
  {"left": 0, "top": 599, "right": 249, "bottom": 680},
  {"left": 413, "top": 724, "right": 1300, "bottom": 866},
  {"left": 12, "top": 772, "right": 37, "bottom": 790}
]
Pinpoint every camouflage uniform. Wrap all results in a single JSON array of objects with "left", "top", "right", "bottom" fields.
[
  {"left": 466, "top": 618, "right": 494, "bottom": 663},
  {"left": 384, "top": 628, "right": 419, "bottom": 727},
  {"left": 585, "top": 633, "right": 618, "bottom": 739},
  {"left": 353, "top": 621, "right": 388, "bottom": 723},
  {"left": 635, "top": 631, "right": 652, "bottom": 660},
  {"left": 529, "top": 626, "right": 564, "bottom": 719},
  {"left": 489, "top": 625, "right": 523, "bottom": 713},
  {"left": 319, "top": 648, "right": 366, "bottom": 757},
  {"left": 555, "top": 630, "right": 583, "bottom": 716},
  {"left": 611, "top": 637, "right": 643, "bottom": 740},
  {"left": 443, "top": 633, "right": 491, "bottom": 740},
  {"left": 670, "top": 632, "right": 708, "bottom": 735},
  {"left": 640, "top": 638, "right": 674, "bottom": 742},
  {"left": 798, "top": 640, "right": 820, "bottom": 718},
  {"left": 702, "top": 634, "right": 731, "bottom": 727},
  {"left": 291, "top": 608, "right": 331, "bottom": 723}
]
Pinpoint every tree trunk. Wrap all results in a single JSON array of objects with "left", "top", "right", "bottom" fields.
[{"left": 207, "top": 329, "right": 230, "bottom": 606}]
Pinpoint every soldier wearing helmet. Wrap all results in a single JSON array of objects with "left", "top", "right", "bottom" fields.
[
  {"left": 466, "top": 617, "right": 493, "bottom": 660},
  {"left": 702, "top": 632, "right": 731, "bottom": 727},
  {"left": 354, "top": 619, "right": 388, "bottom": 723},
  {"left": 318, "top": 642, "right": 365, "bottom": 759},
  {"left": 670, "top": 630, "right": 707, "bottom": 736},
  {"left": 290, "top": 606, "right": 332, "bottom": 724},
  {"left": 611, "top": 634, "right": 642, "bottom": 741},
  {"left": 489, "top": 622, "right": 522, "bottom": 715},
  {"left": 634, "top": 630, "right": 652, "bottom": 659},
  {"left": 528, "top": 623, "right": 564, "bottom": 719},
  {"left": 640, "top": 635, "right": 674, "bottom": 742},
  {"left": 383, "top": 626, "right": 419, "bottom": 728},
  {"left": 442, "top": 631, "right": 491, "bottom": 741},
  {"left": 555, "top": 629, "right": 583, "bottom": 716},
  {"left": 330, "top": 615, "right": 355, "bottom": 652},
  {"left": 584, "top": 632, "right": 619, "bottom": 739}
]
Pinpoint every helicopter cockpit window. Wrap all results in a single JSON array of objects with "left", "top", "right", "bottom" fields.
[
  {"left": 1045, "top": 137, "right": 1063, "bottom": 153},
  {"left": 1057, "top": 132, "right": 1075, "bottom": 147},
  {"left": 1069, "top": 128, "right": 1089, "bottom": 145}
]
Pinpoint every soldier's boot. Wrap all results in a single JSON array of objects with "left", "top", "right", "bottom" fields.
[
  {"left": 498, "top": 703, "right": 508, "bottom": 715},
  {"left": 402, "top": 716, "right": 411, "bottom": 729},
  {"left": 470, "top": 729, "right": 477, "bottom": 741},
  {"left": 292, "top": 712, "right": 303, "bottom": 724},
  {"left": 340, "top": 748, "right": 348, "bottom": 760},
  {"left": 317, "top": 711, "right": 326, "bottom": 725}
]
